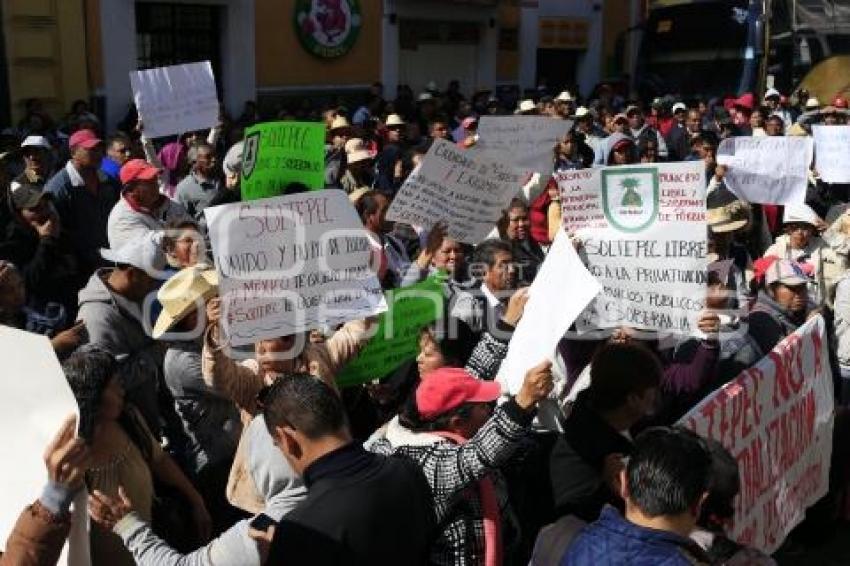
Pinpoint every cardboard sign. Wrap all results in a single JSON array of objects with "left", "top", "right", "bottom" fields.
[
  {"left": 241, "top": 121, "right": 326, "bottom": 200},
  {"left": 679, "top": 315, "right": 834, "bottom": 555},
  {"left": 336, "top": 276, "right": 444, "bottom": 387},
  {"left": 0, "top": 326, "right": 88, "bottom": 565},
  {"left": 130, "top": 61, "right": 219, "bottom": 139},
  {"left": 717, "top": 136, "right": 814, "bottom": 204},
  {"left": 477, "top": 116, "right": 572, "bottom": 176},
  {"left": 386, "top": 139, "right": 522, "bottom": 243},
  {"left": 813, "top": 125, "right": 850, "bottom": 184},
  {"left": 205, "top": 190, "right": 387, "bottom": 346},
  {"left": 560, "top": 161, "right": 707, "bottom": 334},
  {"left": 497, "top": 230, "right": 601, "bottom": 395}
]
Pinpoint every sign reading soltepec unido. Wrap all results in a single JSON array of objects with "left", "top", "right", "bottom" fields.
[{"left": 560, "top": 161, "right": 707, "bottom": 334}]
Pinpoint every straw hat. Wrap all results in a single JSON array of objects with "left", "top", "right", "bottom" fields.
[
  {"left": 555, "top": 91, "right": 574, "bottom": 102},
  {"left": 329, "top": 115, "right": 351, "bottom": 132},
  {"left": 707, "top": 200, "right": 751, "bottom": 233},
  {"left": 515, "top": 100, "right": 537, "bottom": 114},
  {"left": 153, "top": 267, "right": 219, "bottom": 339},
  {"left": 385, "top": 114, "right": 406, "bottom": 127},
  {"left": 345, "top": 138, "right": 373, "bottom": 164}
]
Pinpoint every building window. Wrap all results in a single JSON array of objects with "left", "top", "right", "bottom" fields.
[{"left": 136, "top": 2, "right": 222, "bottom": 79}]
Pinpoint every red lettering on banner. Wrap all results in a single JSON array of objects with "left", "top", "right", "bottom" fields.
[
  {"left": 769, "top": 334, "right": 805, "bottom": 409},
  {"left": 811, "top": 328, "right": 823, "bottom": 376}
]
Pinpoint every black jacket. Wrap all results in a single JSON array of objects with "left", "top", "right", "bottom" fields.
[
  {"left": 267, "top": 443, "right": 434, "bottom": 566},
  {"left": 549, "top": 393, "right": 633, "bottom": 522},
  {"left": 510, "top": 238, "right": 545, "bottom": 286},
  {"left": 0, "top": 216, "right": 81, "bottom": 317}
]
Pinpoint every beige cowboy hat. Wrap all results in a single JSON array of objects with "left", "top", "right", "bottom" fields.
[
  {"left": 153, "top": 266, "right": 219, "bottom": 339},
  {"left": 385, "top": 114, "right": 406, "bottom": 127},
  {"left": 345, "top": 138, "right": 373, "bottom": 164},
  {"left": 329, "top": 115, "right": 351, "bottom": 132},
  {"left": 707, "top": 200, "right": 751, "bottom": 234}
]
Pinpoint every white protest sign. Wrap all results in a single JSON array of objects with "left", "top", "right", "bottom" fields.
[
  {"left": 386, "top": 138, "right": 522, "bottom": 244},
  {"left": 679, "top": 315, "right": 834, "bottom": 555},
  {"left": 498, "top": 230, "right": 601, "bottom": 396},
  {"left": 813, "top": 125, "right": 850, "bottom": 183},
  {"left": 0, "top": 326, "right": 88, "bottom": 565},
  {"left": 477, "top": 116, "right": 572, "bottom": 176},
  {"left": 205, "top": 190, "right": 387, "bottom": 347},
  {"left": 130, "top": 61, "right": 219, "bottom": 139},
  {"left": 717, "top": 136, "right": 813, "bottom": 204},
  {"left": 560, "top": 161, "right": 707, "bottom": 334}
]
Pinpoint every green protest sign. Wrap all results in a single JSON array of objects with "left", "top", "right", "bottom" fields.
[
  {"left": 241, "top": 121, "right": 325, "bottom": 200},
  {"left": 337, "top": 276, "right": 445, "bottom": 388}
]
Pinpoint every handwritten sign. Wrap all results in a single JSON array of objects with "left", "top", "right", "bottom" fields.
[
  {"left": 241, "top": 121, "right": 326, "bottom": 200},
  {"left": 477, "top": 116, "right": 572, "bottom": 176},
  {"left": 717, "top": 136, "right": 814, "bottom": 204},
  {"left": 813, "top": 125, "right": 850, "bottom": 184},
  {"left": 560, "top": 161, "right": 707, "bottom": 334},
  {"left": 386, "top": 139, "right": 522, "bottom": 243},
  {"left": 130, "top": 61, "right": 219, "bottom": 139},
  {"left": 204, "top": 190, "right": 387, "bottom": 346},
  {"left": 679, "top": 316, "right": 834, "bottom": 555},
  {"left": 0, "top": 326, "right": 88, "bottom": 564},
  {"left": 336, "top": 276, "right": 444, "bottom": 387}
]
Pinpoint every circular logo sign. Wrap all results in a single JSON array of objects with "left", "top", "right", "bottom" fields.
[{"left": 294, "top": 0, "right": 362, "bottom": 59}]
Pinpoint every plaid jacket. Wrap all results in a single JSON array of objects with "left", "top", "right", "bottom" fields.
[{"left": 370, "top": 399, "right": 533, "bottom": 565}]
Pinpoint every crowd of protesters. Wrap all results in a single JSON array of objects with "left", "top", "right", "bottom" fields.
[{"left": 1, "top": 79, "right": 849, "bottom": 566}]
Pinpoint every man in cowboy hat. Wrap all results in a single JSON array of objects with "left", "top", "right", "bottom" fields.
[
  {"left": 325, "top": 115, "right": 352, "bottom": 189},
  {"left": 555, "top": 91, "right": 576, "bottom": 119},
  {"left": 376, "top": 114, "right": 406, "bottom": 194}
]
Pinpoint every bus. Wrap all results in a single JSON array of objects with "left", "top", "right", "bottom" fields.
[{"left": 634, "top": 0, "right": 850, "bottom": 99}]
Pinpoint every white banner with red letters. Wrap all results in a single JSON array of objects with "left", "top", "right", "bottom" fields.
[{"left": 678, "top": 315, "right": 834, "bottom": 555}]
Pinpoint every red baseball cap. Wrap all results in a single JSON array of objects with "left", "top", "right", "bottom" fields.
[
  {"left": 416, "top": 367, "right": 501, "bottom": 421},
  {"left": 68, "top": 129, "right": 102, "bottom": 150},
  {"left": 120, "top": 159, "right": 160, "bottom": 185}
]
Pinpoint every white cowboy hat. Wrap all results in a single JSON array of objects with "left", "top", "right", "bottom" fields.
[
  {"left": 515, "top": 100, "right": 537, "bottom": 114},
  {"left": 329, "top": 116, "right": 351, "bottom": 131},
  {"left": 555, "top": 91, "right": 573, "bottom": 102},
  {"left": 153, "top": 267, "right": 219, "bottom": 339},
  {"left": 385, "top": 114, "right": 406, "bottom": 127}
]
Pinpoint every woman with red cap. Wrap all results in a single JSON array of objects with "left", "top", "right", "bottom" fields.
[{"left": 369, "top": 362, "right": 554, "bottom": 566}]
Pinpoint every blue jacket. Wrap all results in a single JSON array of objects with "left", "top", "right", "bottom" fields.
[{"left": 561, "top": 506, "right": 709, "bottom": 566}]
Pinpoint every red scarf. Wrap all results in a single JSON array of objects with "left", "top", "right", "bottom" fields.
[{"left": 433, "top": 430, "right": 502, "bottom": 566}]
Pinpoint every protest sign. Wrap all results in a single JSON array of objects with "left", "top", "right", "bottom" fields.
[
  {"left": 241, "top": 121, "right": 326, "bottom": 200},
  {"left": 477, "top": 116, "right": 572, "bottom": 176},
  {"left": 498, "top": 230, "right": 601, "bottom": 395},
  {"left": 386, "top": 138, "right": 522, "bottom": 244},
  {"left": 205, "top": 190, "right": 387, "bottom": 347},
  {"left": 813, "top": 125, "right": 850, "bottom": 184},
  {"left": 717, "top": 136, "right": 814, "bottom": 204},
  {"left": 336, "top": 276, "right": 444, "bottom": 387},
  {"left": 560, "top": 161, "right": 707, "bottom": 334},
  {"left": 0, "top": 326, "right": 88, "bottom": 565},
  {"left": 679, "top": 315, "right": 834, "bottom": 555},
  {"left": 130, "top": 61, "right": 218, "bottom": 139}
]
